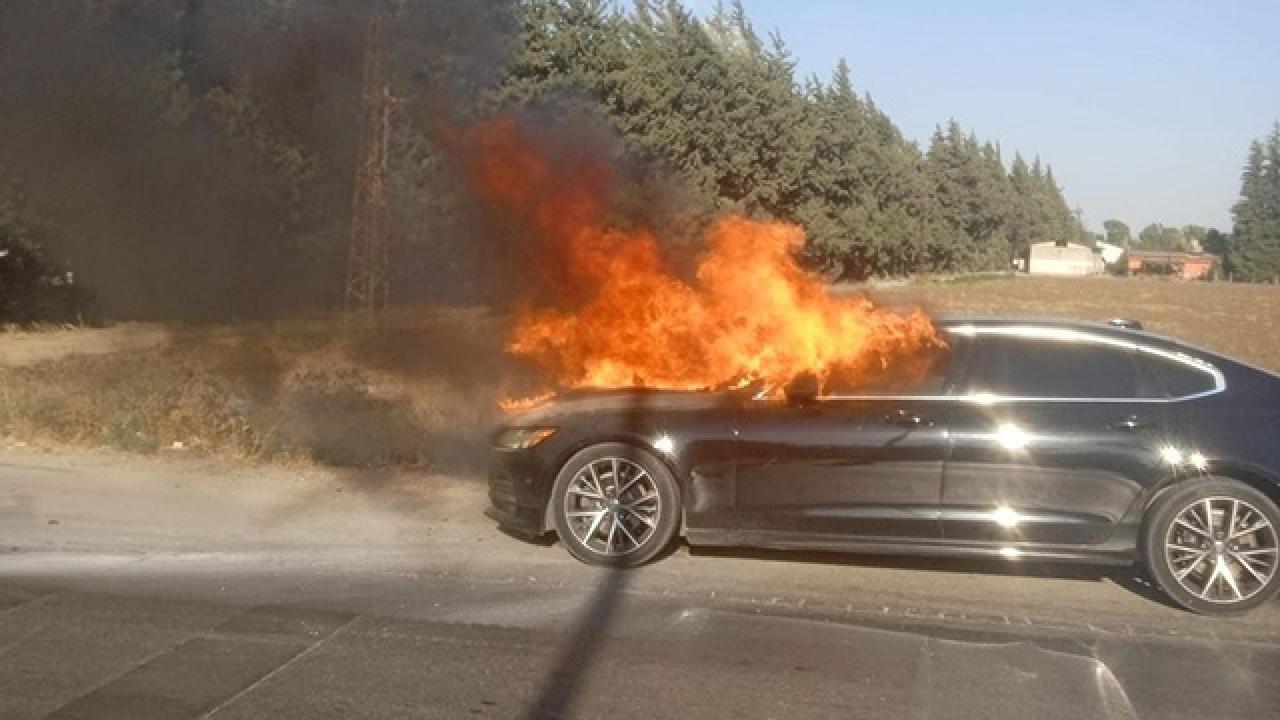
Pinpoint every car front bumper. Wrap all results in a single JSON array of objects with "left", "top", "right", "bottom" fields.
[{"left": 486, "top": 449, "right": 552, "bottom": 537}]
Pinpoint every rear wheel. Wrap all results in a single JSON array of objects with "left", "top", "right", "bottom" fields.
[
  {"left": 550, "top": 442, "right": 680, "bottom": 567},
  {"left": 1144, "top": 478, "right": 1280, "bottom": 615}
]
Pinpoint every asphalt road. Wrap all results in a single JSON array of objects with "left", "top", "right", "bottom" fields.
[{"left": 3, "top": 448, "right": 1279, "bottom": 719}]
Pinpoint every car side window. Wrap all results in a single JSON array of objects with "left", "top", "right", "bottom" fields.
[
  {"left": 1142, "top": 351, "right": 1217, "bottom": 398},
  {"left": 964, "top": 335, "right": 1152, "bottom": 399}
]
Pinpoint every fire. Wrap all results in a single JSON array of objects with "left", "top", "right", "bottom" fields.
[
  {"left": 499, "top": 391, "right": 556, "bottom": 414},
  {"left": 459, "top": 117, "right": 944, "bottom": 397}
]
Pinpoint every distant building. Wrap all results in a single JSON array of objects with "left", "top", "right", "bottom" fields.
[
  {"left": 1028, "top": 242, "right": 1104, "bottom": 276},
  {"left": 1094, "top": 241, "right": 1126, "bottom": 266},
  {"left": 1127, "top": 251, "right": 1219, "bottom": 280}
]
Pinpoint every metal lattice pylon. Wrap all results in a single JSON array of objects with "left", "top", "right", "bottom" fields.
[{"left": 344, "top": 8, "right": 397, "bottom": 315}]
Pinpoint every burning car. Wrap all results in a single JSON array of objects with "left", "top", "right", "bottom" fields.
[{"left": 489, "top": 317, "right": 1280, "bottom": 615}]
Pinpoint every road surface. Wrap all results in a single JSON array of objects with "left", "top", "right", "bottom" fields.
[{"left": 2, "top": 448, "right": 1279, "bottom": 719}]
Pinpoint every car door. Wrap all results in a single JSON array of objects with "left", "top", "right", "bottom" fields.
[
  {"left": 941, "top": 327, "right": 1169, "bottom": 546},
  {"left": 731, "top": 341, "right": 967, "bottom": 542}
]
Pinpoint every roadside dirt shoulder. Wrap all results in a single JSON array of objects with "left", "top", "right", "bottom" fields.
[
  {"left": 1, "top": 324, "right": 169, "bottom": 367},
  {"left": 0, "top": 447, "right": 486, "bottom": 555}
]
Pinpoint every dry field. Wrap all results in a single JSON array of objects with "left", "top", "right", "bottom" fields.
[
  {"left": 0, "top": 308, "right": 515, "bottom": 469},
  {"left": 2, "top": 275, "right": 1278, "bottom": 467},
  {"left": 866, "top": 275, "right": 1280, "bottom": 373}
]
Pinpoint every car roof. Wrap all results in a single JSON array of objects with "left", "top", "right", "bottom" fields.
[
  {"left": 934, "top": 314, "right": 1196, "bottom": 353},
  {"left": 937, "top": 313, "right": 1249, "bottom": 362},
  {"left": 936, "top": 315, "right": 1147, "bottom": 336},
  {"left": 934, "top": 314, "right": 1280, "bottom": 383}
]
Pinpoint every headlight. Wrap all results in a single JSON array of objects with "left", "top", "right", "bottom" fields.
[{"left": 493, "top": 426, "right": 558, "bottom": 450}]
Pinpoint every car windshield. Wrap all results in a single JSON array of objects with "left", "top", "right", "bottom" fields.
[{"left": 822, "top": 342, "right": 956, "bottom": 396}]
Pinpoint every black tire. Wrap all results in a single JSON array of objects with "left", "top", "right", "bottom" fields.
[
  {"left": 550, "top": 442, "right": 681, "bottom": 568},
  {"left": 1143, "top": 478, "right": 1280, "bottom": 615}
]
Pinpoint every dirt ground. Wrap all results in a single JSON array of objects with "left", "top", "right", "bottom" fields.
[{"left": 0, "top": 323, "right": 170, "bottom": 368}]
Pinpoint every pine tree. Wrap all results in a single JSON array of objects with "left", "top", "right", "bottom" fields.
[
  {"left": 1231, "top": 126, "right": 1280, "bottom": 282},
  {"left": 702, "top": 3, "right": 810, "bottom": 217},
  {"left": 925, "top": 121, "right": 1013, "bottom": 271},
  {"left": 491, "top": 0, "right": 624, "bottom": 111},
  {"left": 1039, "top": 165, "right": 1075, "bottom": 244},
  {"left": 1005, "top": 154, "right": 1032, "bottom": 258},
  {"left": 792, "top": 60, "right": 951, "bottom": 279},
  {"left": 611, "top": 1, "right": 733, "bottom": 207},
  {"left": 793, "top": 59, "right": 871, "bottom": 276}
]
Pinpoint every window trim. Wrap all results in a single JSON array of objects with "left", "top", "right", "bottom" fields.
[{"left": 816, "top": 324, "right": 1225, "bottom": 404}]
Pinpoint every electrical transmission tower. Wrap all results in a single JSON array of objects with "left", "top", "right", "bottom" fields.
[{"left": 344, "top": 7, "right": 399, "bottom": 315}]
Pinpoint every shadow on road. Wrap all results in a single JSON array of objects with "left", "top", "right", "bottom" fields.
[
  {"left": 689, "top": 544, "right": 1182, "bottom": 609},
  {"left": 522, "top": 568, "right": 630, "bottom": 720},
  {"left": 521, "top": 384, "right": 652, "bottom": 719}
]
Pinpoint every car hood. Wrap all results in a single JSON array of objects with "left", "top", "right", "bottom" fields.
[{"left": 509, "top": 387, "right": 738, "bottom": 425}]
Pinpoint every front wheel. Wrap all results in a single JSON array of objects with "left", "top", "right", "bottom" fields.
[
  {"left": 1144, "top": 478, "right": 1280, "bottom": 615},
  {"left": 550, "top": 442, "right": 681, "bottom": 567}
]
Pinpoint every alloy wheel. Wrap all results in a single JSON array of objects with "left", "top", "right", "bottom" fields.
[
  {"left": 562, "top": 456, "right": 661, "bottom": 556},
  {"left": 1164, "top": 495, "right": 1278, "bottom": 604}
]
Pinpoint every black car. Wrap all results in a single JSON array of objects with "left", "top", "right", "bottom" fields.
[{"left": 488, "top": 317, "right": 1280, "bottom": 615}]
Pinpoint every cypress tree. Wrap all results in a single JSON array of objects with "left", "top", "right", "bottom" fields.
[{"left": 1231, "top": 127, "right": 1280, "bottom": 282}]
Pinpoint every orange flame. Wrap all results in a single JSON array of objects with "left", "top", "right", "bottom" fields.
[
  {"left": 499, "top": 391, "right": 556, "bottom": 414},
  {"left": 460, "top": 117, "right": 944, "bottom": 396}
]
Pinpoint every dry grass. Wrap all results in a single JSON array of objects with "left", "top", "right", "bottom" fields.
[
  {"left": 0, "top": 307, "right": 523, "bottom": 470},
  {"left": 1, "top": 322, "right": 169, "bottom": 366},
  {"left": 864, "top": 275, "right": 1280, "bottom": 373}
]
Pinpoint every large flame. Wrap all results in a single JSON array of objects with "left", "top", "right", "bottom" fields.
[{"left": 459, "top": 117, "right": 944, "bottom": 398}]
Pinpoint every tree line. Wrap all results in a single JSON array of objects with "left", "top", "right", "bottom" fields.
[
  {"left": 2, "top": 0, "right": 1277, "bottom": 323},
  {"left": 498, "top": 0, "right": 1089, "bottom": 279},
  {"left": 1101, "top": 220, "right": 1226, "bottom": 254}
]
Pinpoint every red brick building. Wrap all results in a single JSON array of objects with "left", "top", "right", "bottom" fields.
[{"left": 1126, "top": 251, "right": 1219, "bottom": 280}]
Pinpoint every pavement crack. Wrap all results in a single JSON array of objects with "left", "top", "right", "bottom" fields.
[
  {"left": 0, "top": 588, "right": 61, "bottom": 618},
  {"left": 198, "top": 613, "right": 360, "bottom": 719},
  {"left": 0, "top": 621, "right": 46, "bottom": 659},
  {"left": 910, "top": 636, "right": 936, "bottom": 720}
]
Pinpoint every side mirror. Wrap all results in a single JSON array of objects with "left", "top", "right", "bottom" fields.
[{"left": 784, "top": 373, "right": 821, "bottom": 405}]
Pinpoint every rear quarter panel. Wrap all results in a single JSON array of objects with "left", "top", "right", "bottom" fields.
[{"left": 1160, "top": 360, "right": 1280, "bottom": 497}]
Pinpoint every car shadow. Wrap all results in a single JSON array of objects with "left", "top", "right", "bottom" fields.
[
  {"left": 500, "top": 524, "right": 686, "bottom": 563},
  {"left": 496, "top": 524, "right": 1185, "bottom": 610},
  {"left": 498, "top": 525, "right": 557, "bottom": 547},
  {"left": 687, "top": 544, "right": 1183, "bottom": 610}
]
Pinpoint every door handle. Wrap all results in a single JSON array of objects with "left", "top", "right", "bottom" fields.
[
  {"left": 887, "top": 409, "right": 928, "bottom": 428},
  {"left": 1110, "top": 414, "right": 1149, "bottom": 431}
]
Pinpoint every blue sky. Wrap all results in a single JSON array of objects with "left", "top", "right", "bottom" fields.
[{"left": 687, "top": 0, "right": 1280, "bottom": 232}]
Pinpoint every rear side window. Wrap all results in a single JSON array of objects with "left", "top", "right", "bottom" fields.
[
  {"left": 965, "top": 335, "right": 1151, "bottom": 399},
  {"left": 1143, "top": 352, "right": 1217, "bottom": 398}
]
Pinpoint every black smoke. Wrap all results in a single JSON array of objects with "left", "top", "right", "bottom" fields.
[{"left": 0, "top": 0, "right": 514, "bottom": 323}]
